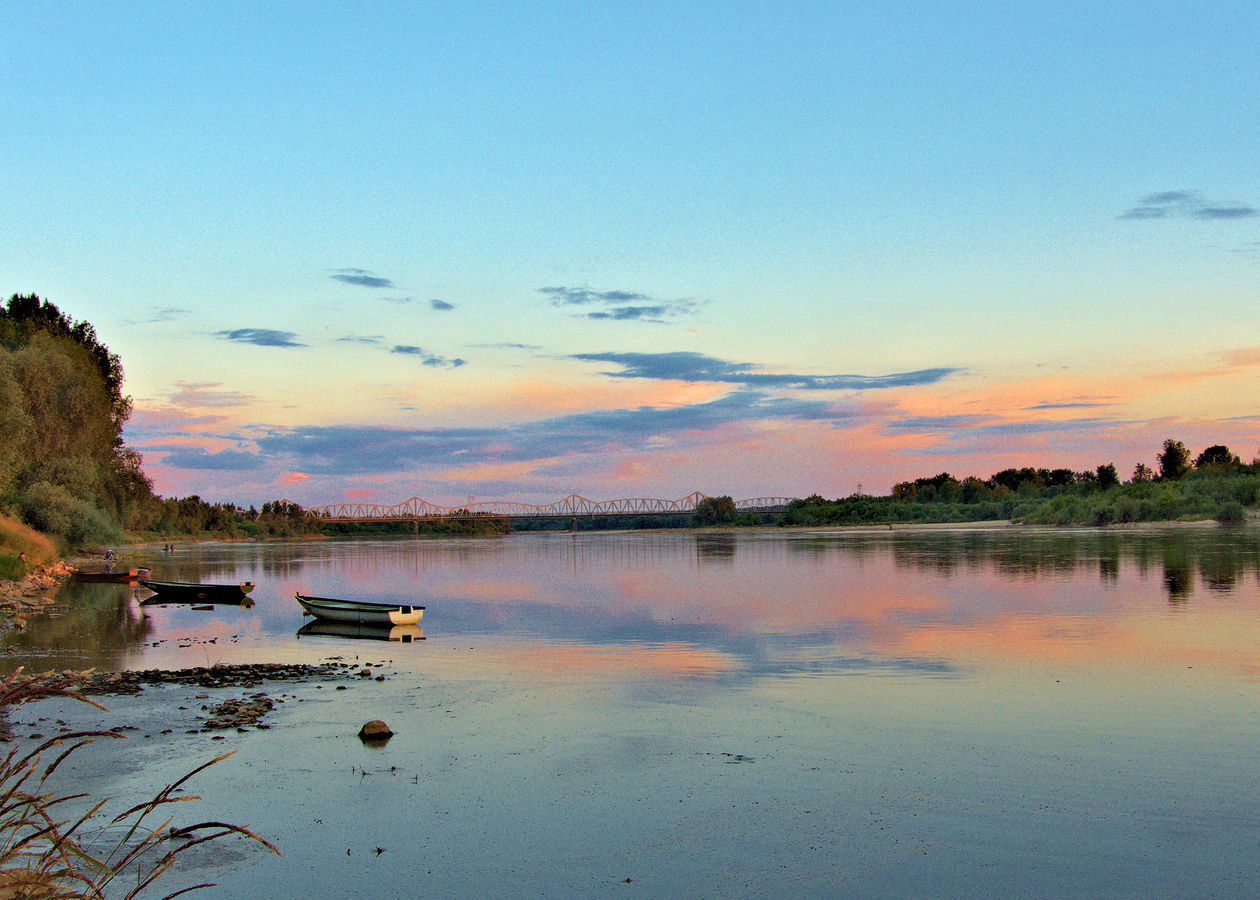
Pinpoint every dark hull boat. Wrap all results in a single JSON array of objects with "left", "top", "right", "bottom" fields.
[
  {"left": 139, "top": 579, "right": 256, "bottom": 605},
  {"left": 297, "top": 620, "right": 425, "bottom": 643},
  {"left": 294, "top": 593, "right": 424, "bottom": 626}
]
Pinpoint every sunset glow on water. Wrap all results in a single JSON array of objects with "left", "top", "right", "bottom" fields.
[{"left": 7, "top": 528, "right": 1260, "bottom": 897}]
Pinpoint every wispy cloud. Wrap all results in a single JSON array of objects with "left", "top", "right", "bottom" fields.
[
  {"left": 895, "top": 416, "right": 1127, "bottom": 457},
  {"left": 1024, "top": 401, "right": 1112, "bottom": 410},
  {"left": 214, "top": 328, "right": 305, "bottom": 348},
  {"left": 148, "top": 307, "right": 191, "bottom": 323},
  {"left": 541, "top": 287, "right": 651, "bottom": 306},
  {"left": 882, "top": 414, "right": 994, "bottom": 432},
  {"left": 337, "top": 334, "right": 384, "bottom": 344},
  {"left": 429, "top": 298, "right": 455, "bottom": 311},
  {"left": 1120, "top": 190, "right": 1257, "bottom": 221},
  {"left": 471, "top": 342, "right": 542, "bottom": 351},
  {"left": 152, "top": 445, "right": 261, "bottom": 471},
  {"left": 571, "top": 351, "right": 960, "bottom": 391},
  {"left": 169, "top": 382, "right": 253, "bottom": 408},
  {"left": 332, "top": 268, "right": 395, "bottom": 288},
  {"left": 539, "top": 286, "right": 699, "bottom": 323},
  {"left": 391, "top": 345, "right": 467, "bottom": 368},
  {"left": 250, "top": 391, "right": 856, "bottom": 476}
]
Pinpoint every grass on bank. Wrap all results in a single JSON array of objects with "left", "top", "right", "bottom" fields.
[
  {"left": 0, "top": 516, "right": 56, "bottom": 581},
  {"left": 0, "top": 669, "right": 278, "bottom": 899}
]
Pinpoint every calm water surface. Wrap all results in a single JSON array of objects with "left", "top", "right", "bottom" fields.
[{"left": 6, "top": 526, "right": 1260, "bottom": 898}]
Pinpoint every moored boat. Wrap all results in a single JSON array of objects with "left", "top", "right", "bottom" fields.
[
  {"left": 139, "top": 580, "right": 255, "bottom": 604},
  {"left": 294, "top": 593, "right": 424, "bottom": 626}
]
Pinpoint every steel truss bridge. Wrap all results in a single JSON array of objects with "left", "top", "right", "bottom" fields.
[{"left": 294, "top": 492, "right": 797, "bottom": 523}]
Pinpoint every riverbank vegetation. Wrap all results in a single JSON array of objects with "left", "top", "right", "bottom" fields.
[
  {"left": 771, "top": 444, "right": 1259, "bottom": 529},
  {"left": 0, "top": 515, "right": 56, "bottom": 580},
  {"left": 1, "top": 295, "right": 152, "bottom": 550}
]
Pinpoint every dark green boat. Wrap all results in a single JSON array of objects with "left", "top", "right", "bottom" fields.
[{"left": 139, "top": 579, "right": 255, "bottom": 604}]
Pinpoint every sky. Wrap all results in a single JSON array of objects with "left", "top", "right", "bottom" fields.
[{"left": 4, "top": 2, "right": 1258, "bottom": 509}]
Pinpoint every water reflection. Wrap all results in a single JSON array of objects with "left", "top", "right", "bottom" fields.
[
  {"left": 3, "top": 582, "right": 153, "bottom": 671},
  {"left": 296, "top": 621, "right": 425, "bottom": 643},
  {"left": 2, "top": 528, "right": 1257, "bottom": 679},
  {"left": 695, "top": 533, "right": 736, "bottom": 564}
]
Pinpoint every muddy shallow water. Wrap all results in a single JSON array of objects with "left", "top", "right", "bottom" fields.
[{"left": 6, "top": 527, "right": 1260, "bottom": 898}]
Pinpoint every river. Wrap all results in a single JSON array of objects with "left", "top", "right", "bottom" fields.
[{"left": 5, "top": 525, "right": 1260, "bottom": 898}]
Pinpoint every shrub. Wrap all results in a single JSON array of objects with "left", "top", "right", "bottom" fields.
[
  {"left": 1216, "top": 502, "right": 1247, "bottom": 525},
  {"left": 18, "top": 481, "right": 119, "bottom": 547}
]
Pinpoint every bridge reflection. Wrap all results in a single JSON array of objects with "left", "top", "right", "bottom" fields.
[{"left": 294, "top": 492, "right": 796, "bottom": 523}]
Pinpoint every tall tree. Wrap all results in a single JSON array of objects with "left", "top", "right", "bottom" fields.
[
  {"left": 1157, "top": 439, "right": 1191, "bottom": 480},
  {"left": 1, "top": 294, "right": 150, "bottom": 539}
]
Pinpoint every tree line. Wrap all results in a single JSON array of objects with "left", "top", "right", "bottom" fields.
[{"left": 767, "top": 439, "right": 1258, "bottom": 528}]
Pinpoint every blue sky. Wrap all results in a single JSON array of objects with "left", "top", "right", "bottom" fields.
[{"left": 4, "top": 2, "right": 1258, "bottom": 507}]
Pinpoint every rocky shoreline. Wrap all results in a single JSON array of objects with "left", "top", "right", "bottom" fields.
[
  {"left": 0, "top": 558, "right": 80, "bottom": 631},
  {"left": 78, "top": 661, "right": 376, "bottom": 695}
]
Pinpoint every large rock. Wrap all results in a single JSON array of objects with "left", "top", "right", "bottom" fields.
[{"left": 358, "top": 720, "right": 393, "bottom": 742}]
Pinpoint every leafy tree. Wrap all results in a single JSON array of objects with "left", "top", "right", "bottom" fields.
[
  {"left": 1157, "top": 439, "right": 1191, "bottom": 480},
  {"left": 1195, "top": 444, "right": 1240, "bottom": 469},
  {"left": 0, "top": 294, "right": 149, "bottom": 542},
  {"left": 1, "top": 294, "right": 130, "bottom": 436},
  {"left": 693, "top": 495, "right": 737, "bottom": 526},
  {"left": 960, "top": 476, "right": 991, "bottom": 503},
  {"left": 1045, "top": 468, "right": 1077, "bottom": 487},
  {"left": 1096, "top": 463, "right": 1119, "bottom": 489},
  {"left": 1132, "top": 463, "right": 1154, "bottom": 482}
]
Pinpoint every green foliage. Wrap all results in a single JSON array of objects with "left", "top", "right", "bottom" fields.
[
  {"left": 693, "top": 495, "right": 737, "bottom": 526},
  {"left": 18, "top": 481, "right": 119, "bottom": 546},
  {"left": 0, "top": 294, "right": 153, "bottom": 545},
  {"left": 1196, "top": 444, "right": 1241, "bottom": 469},
  {"left": 1216, "top": 501, "right": 1247, "bottom": 525},
  {"left": 1157, "top": 438, "right": 1191, "bottom": 480},
  {"left": 769, "top": 438, "right": 1259, "bottom": 530}
]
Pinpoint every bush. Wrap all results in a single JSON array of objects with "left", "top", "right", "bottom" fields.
[
  {"left": 18, "top": 481, "right": 119, "bottom": 546},
  {"left": 1216, "top": 502, "right": 1247, "bottom": 525}
]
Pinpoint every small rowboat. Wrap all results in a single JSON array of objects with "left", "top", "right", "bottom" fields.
[
  {"left": 297, "top": 620, "right": 425, "bottom": 643},
  {"left": 294, "top": 593, "right": 424, "bottom": 626},
  {"left": 140, "top": 580, "right": 255, "bottom": 604}
]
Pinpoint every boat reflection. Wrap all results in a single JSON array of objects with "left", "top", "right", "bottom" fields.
[
  {"left": 74, "top": 568, "right": 145, "bottom": 584},
  {"left": 140, "top": 595, "right": 256, "bottom": 610},
  {"left": 296, "top": 620, "right": 426, "bottom": 643}
]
